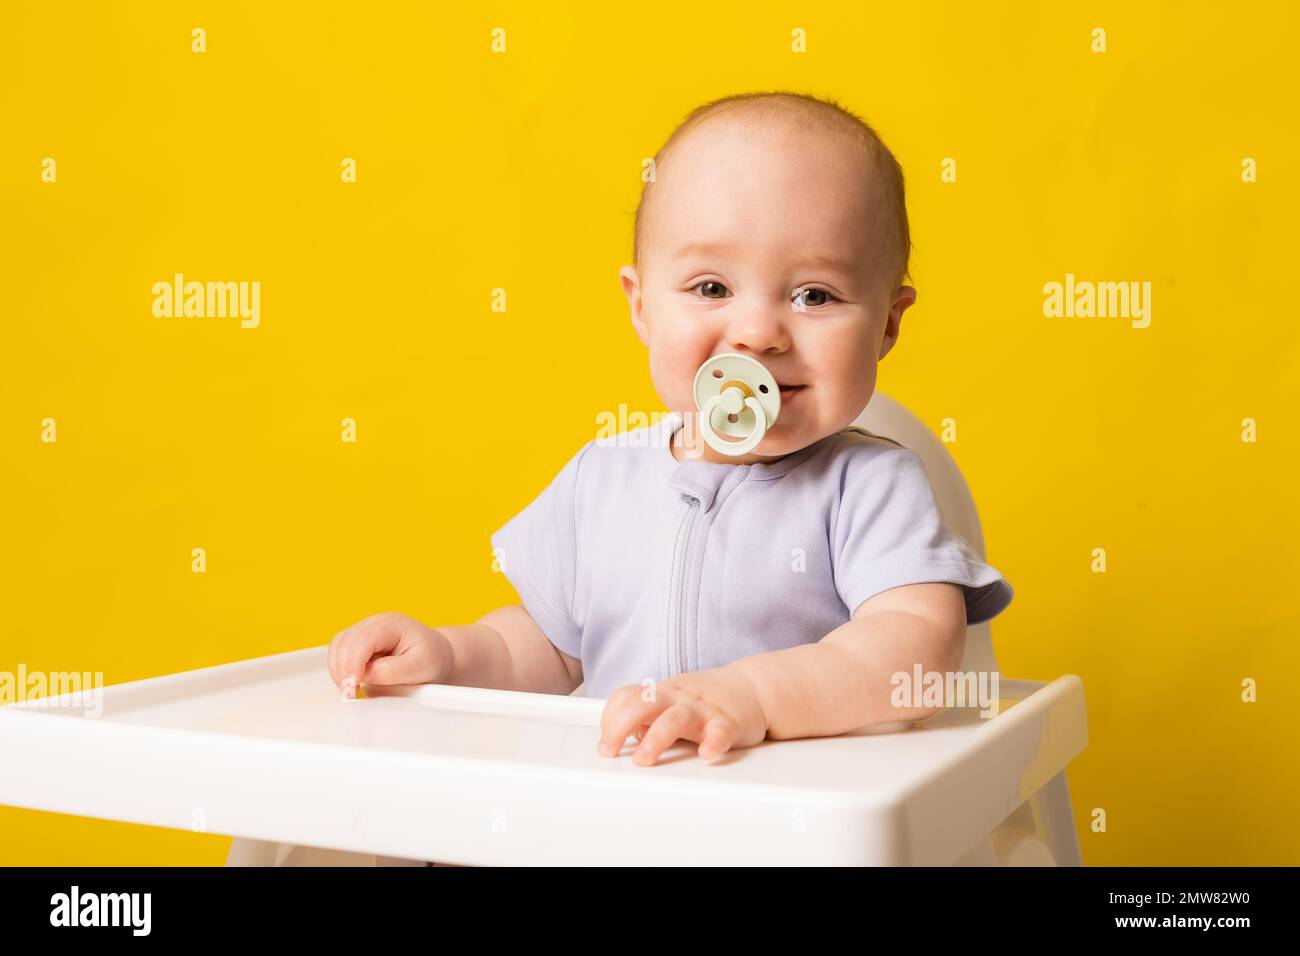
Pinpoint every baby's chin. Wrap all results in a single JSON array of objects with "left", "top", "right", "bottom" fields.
[
  {"left": 717, "top": 411, "right": 825, "bottom": 459},
  {"left": 753, "top": 422, "right": 827, "bottom": 457}
]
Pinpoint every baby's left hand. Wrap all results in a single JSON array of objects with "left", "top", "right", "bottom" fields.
[{"left": 596, "top": 667, "right": 769, "bottom": 766}]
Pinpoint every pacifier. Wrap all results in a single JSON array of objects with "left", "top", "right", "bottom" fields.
[{"left": 691, "top": 352, "right": 781, "bottom": 456}]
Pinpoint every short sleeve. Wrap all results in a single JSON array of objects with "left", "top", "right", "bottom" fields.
[
  {"left": 488, "top": 440, "right": 595, "bottom": 660},
  {"left": 831, "top": 446, "right": 1014, "bottom": 625}
]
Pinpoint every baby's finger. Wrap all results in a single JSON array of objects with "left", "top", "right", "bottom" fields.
[
  {"left": 327, "top": 628, "right": 348, "bottom": 686},
  {"left": 339, "top": 623, "right": 392, "bottom": 696},
  {"left": 336, "top": 640, "right": 370, "bottom": 697},
  {"left": 633, "top": 703, "right": 701, "bottom": 767},
  {"left": 362, "top": 646, "right": 424, "bottom": 685},
  {"left": 696, "top": 716, "right": 736, "bottom": 761},
  {"left": 596, "top": 690, "right": 663, "bottom": 757}
]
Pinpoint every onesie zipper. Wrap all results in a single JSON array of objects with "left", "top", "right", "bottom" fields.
[{"left": 667, "top": 493, "right": 701, "bottom": 677}]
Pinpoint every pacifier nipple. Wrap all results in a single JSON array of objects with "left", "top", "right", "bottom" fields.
[{"left": 691, "top": 353, "right": 781, "bottom": 457}]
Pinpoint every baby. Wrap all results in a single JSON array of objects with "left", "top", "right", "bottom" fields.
[{"left": 328, "top": 90, "right": 1012, "bottom": 767}]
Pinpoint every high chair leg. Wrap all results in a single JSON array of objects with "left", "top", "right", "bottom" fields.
[
  {"left": 985, "top": 769, "right": 1082, "bottom": 866},
  {"left": 225, "top": 836, "right": 425, "bottom": 866},
  {"left": 224, "top": 837, "right": 284, "bottom": 866},
  {"left": 1034, "top": 769, "right": 1083, "bottom": 866}
]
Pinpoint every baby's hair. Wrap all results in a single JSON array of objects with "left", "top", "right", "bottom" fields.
[{"left": 632, "top": 89, "right": 912, "bottom": 288}]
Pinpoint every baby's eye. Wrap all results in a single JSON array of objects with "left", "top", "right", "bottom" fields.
[
  {"left": 691, "top": 280, "right": 730, "bottom": 300},
  {"left": 791, "top": 286, "right": 838, "bottom": 310}
]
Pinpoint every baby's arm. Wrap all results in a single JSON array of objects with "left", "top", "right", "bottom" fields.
[
  {"left": 728, "top": 582, "right": 967, "bottom": 739},
  {"left": 328, "top": 605, "right": 582, "bottom": 697},
  {"left": 439, "top": 604, "right": 582, "bottom": 695}
]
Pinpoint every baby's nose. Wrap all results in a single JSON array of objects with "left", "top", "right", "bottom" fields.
[{"left": 723, "top": 309, "right": 792, "bottom": 354}]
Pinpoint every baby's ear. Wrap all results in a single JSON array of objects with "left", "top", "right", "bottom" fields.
[
  {"left": 619, "top": 265, "right": 649, "bottom": 346},
  {"left": 879, "top": 285, "right": 916, "bottom": 360},
  {"left": 893, "top": 283, "right": 917, "bottom": 316},
  {"left": 618, "top": 264, "right": 640, "bottom": 302}
]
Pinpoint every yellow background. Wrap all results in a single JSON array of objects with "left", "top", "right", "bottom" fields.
[{"left": 2, "top": 1, "right": 1296, "bottom": 865}]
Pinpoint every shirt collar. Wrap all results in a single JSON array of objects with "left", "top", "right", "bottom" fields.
[{"left": 653, "top": 411, "right": 841, "bottom": 512}]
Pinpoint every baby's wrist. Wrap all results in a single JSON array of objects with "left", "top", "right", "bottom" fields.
[
  {"left": 719, "top": 662, "right": 774, "bottom": 737},
  {"left": 423, "top": 626, "right": 456, "bottom": 684}
]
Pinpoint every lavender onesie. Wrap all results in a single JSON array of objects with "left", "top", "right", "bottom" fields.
[{"left": 490, "top": 411, "right": 1013, "bottom": 699}]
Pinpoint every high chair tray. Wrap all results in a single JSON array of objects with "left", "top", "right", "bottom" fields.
[{"left": 0, "top": 645, "right": 1086, "bottom": 865}]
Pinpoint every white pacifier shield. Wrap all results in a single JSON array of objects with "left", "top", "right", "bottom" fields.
[{"left": 691, "top": 352, "right": 781, "bottom": 456}]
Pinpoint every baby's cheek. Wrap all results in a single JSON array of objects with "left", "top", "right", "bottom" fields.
[
  {"left": 837, "top": 361, "right": 879, "bottom": 412},
  {"left": 814, "top": 331, "right": 878, "bottom": 407},
  {"left": 834, "top": 348, "right": 876, "bottom": 391},
  {"left": 651, "top": 334, "right": 709, "bottom": 400}
]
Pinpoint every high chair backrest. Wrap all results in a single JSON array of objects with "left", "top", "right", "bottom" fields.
[
  {"left": 851, "top": 390, "right": 1000, "bottom": 674},
  {"left": 569, "top": 394, "right": 1001, "bottom": 696}
]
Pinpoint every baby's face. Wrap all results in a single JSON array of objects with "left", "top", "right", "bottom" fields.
[{"left": 621, "top": 118, "right": 916, "bottom": 462}]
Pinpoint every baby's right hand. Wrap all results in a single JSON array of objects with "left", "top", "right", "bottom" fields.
[{"left": 328, "top": 612, "right": 452, "bottom": 698}]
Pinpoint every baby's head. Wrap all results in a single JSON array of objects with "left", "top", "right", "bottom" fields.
[{"left": 620, "top": 91, "right": 917, "bottom": 463}]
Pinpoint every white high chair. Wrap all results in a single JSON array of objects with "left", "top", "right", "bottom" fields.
[{"left": 0, "top": 392, "right": 1087, "bottom": 866}]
